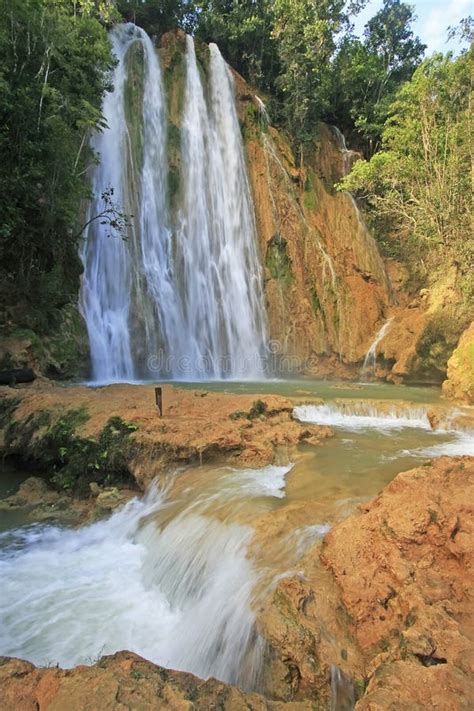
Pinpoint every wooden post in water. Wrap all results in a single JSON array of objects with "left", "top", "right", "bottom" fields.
[{"left": 155, "top": 386, "right": 163, "bottom": 417}]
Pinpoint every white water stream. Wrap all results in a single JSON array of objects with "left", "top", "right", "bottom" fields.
[
  {"left": 361, "top": 318, "right": 393, "bottom": 376},
  {"left": 174, "top": 37, "right": 267, "bottom": 379},
  {"left": 80, "top": 27, "right": 267, "bottom": 383},
  {"left": 0, "top": 479, "right": 265, "bottom": 688}
]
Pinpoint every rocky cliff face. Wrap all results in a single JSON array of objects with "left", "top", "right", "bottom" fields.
[
  {"left": 442, "top": 321, "right": 474, "bottom": 403},
  {"left": 237, "top": 90, "right": 392, "bottom": 373},
  {"left": 231, "top": 63, "right": 472, "bottom": 386}
]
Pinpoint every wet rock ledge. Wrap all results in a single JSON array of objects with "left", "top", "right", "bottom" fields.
[
  {"left": 0, "top": 382, "right": 331, "bottom": 498},
  {"left": 0, "top": 651, "right": 312, "bottom": 711},
  {"left": 0, "top": 456, "right": 472, "bottom": 709}
]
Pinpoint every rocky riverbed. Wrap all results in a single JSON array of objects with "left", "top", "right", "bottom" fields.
[
  {"left": 0, "top": 456, "right": 472, "bottom": 709},
  {"left": 0, "top": 382, "right": 473, "bottom": 709}
]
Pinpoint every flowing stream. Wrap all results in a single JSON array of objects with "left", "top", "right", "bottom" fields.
[
  {"left": 1, "top": 380, "right": 473, "bottom": 696},
  {"left": 361, "top": 317, "right": 393, "bottom": 376},
  {"left": 80, "top": 26, "right": 267, "bottom": 383}
]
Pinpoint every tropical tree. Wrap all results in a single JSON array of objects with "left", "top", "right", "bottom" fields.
[
  {"left": 0, "top": 0, "right": 116, "bottom": 328},
  {"left": 196, "top": 0, "right": 278, "bottom": 91},
  {"left": 339, "top": 47, "right": 473, "bottom": 297},
  {"left": 271, "top": 0, "right": 345, "bottom": 145},
  {"left": 117, "top": 0, "right": 198, "bottom": 35},
  {"left": 332, "top": 0, "right": 425, "bottom": 152}
]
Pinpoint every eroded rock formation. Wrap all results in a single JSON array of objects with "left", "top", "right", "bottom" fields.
[
  {"left": 443, "top": 321, "right": 474, "bottom": 403},
  {"left": 257, "top": 456, "right": 474, "bottom": 708},
  {"left": 0, "top": 651, "right": 312, "bottom": 711}
]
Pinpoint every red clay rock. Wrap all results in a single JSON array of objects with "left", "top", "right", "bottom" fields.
[
  {"left": 322, "top": 456, "right": 474, "bottom": 709},
  {"left": 0, "top": 651, "right": 314, "bottom": 711},
  {"left": 0, "top": 383, "right": 330, "bottom": 489}
]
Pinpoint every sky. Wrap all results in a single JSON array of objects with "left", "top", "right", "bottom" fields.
[{"left": 352, "top": 0, "right": 472, "bottom": 55}]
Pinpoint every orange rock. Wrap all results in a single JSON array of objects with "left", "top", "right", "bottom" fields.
[
  {"left": 0, "top": 383, "right": 331, "bottom": 489},
  {"left": 321, "top": 456, "right": 474, "bottom": 709},
  {"left": 0, "top": 651, "right": 314, "bottom": 711},
  {"left": 443, "top": 321, "right": 474, "bottom": 403}
]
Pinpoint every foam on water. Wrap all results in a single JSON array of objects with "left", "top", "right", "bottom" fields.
[
  {"left": 292, "top": 524, "right": 332, "bottom": 557},
  {"left": 0, "top": 484, "right": 262, "bottom": 689},
  {"left": 412, "top": 431, "right": 474, "bottom": 457},
  {"left": 293, "top": 403, "right": 432, "bottom": 431},
  {"left": 225, "top": 464, "right": 293, "bottom": 499}
]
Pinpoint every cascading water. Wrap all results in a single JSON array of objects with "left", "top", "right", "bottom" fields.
[
  {"left": 80, "top": 24, "right": 139, "bottom": 382},
  {"left": 80, "top": 27, "right": 267, "bottom": 383},
  {"left": 361, "top": 318, "right": 393, "bottom": 376},
  {"left": 0, "top": 483, "right": 263, "bottom": 689},
  {"left": 175, "top": 37, "right": 267, "bottom": 378},
  {"left": 293, "top": 402, "right": 433, "bottom": 431}
]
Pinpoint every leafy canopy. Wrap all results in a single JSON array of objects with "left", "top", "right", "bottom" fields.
[
  {"left": 0, "top": 0, "right": 116, "bottom": 330},
  {"left": 338, "top": 47, "right": 473, "bottom": 298}
]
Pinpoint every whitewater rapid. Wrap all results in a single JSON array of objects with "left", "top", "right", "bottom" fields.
[
  {"left": 0, "top": 464, "right": 297, "bottom": 689},
  {"left": 293, "top": 402, "right": 474, "bottom": 456}
]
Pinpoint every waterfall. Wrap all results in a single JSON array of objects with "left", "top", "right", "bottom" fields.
[
  {"left": 79, "top": 25, "right": 138, "bottom": 383},
  {"left": 361, "top": 318, "right": 393, "bottom": 376},
  {"left": 330, "top": 666, "right": 356, "bottom": 711},
  {"left": 80, "top": 27, "right": 267, "bottom": 383},
  {"left": 330, "top": 125, "right": 359, "bottom": 176},
  {"left": 175, "top": 37, "right": 267, "bottom": 378}
]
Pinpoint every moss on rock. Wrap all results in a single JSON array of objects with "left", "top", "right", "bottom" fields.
[
  {"left": 415, "top": 313, "right": 466, "bottom": 382},
  {"left": 0, "top": 304, "right": 89, "bottom": 380},
  {"left": 123, "top": 40, "right": 145, "bottom": 175},
  {"left": 3, "top": 406, "right": 138, "bottom": 496},
  {"left": 442, "top": 321, "right": 474, "bottom": 403},
  {"left": 266, "top": 234, "right": 293, "bottom": 286}
]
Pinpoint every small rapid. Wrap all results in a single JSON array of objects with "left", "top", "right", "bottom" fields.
[
  {"left": 293, "top": 400, "right": 474, "bottom": 458},
  {"left": 0, "top": 482, "right": 263, "bottom": 688},
  {"left": 293, "top": 402, "right": 432, "bottom": 430}
]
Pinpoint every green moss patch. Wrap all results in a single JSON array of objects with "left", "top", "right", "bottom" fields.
[
  {"left": 416, "top": 314, "right": 465, "bottom": 380},
  {"left": 3, "top": 408, "right": 139, "bottom": 496},
  {"left": 266, "top": 234, "right": 294, "bottom": 286},
  {"left": 124, "top": 41, "right": 145, "bottom": 175}
]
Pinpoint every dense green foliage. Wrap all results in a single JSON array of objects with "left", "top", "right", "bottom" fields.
[
  {"left": 117, "top": 0, "right": 426, "bottom": 148},
  {"left": 3, "top": 401, "right": 138, "bottom": 493},
  {"left": 338, "top": 47, "right": 473, "bottom": 299},
  {"left": 271, "top": 0, "right": 345, "bottom": 144},
  {"left": 332, "top": 0, "right": 425, "bottom": 151},
  {"left": 0, "top": 0, "right": 116, "bottom": 330},
  {"left": 195, "top": 0, "right": 277, "bottom": 92},
  {"left": 117, "top": 0, "right": 197, "bottom": 34}
]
